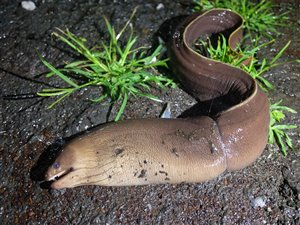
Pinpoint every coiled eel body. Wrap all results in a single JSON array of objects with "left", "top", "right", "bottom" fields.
[{"left": 45, "top": 9, "right": 269, "bottom": 189}]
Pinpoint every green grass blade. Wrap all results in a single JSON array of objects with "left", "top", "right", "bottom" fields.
[
  {"left": 65, "top": 60, "right": 90, "bottom": 68},
  {"left": 37, "top": 88, "right": 73, "bottom": 96},
  {"left": 47, "top": 91, "right": 72, "bottom": 109},
  {"left": 138, "top": 92, "right": 162, "bottom": 102},
  {"left": 116, "top": 7, "right": 138, "bottom": 40},
  {"left": 53, "top": 29, "right": 80, "bottom": 53},
  {"left": 270, "top": 41, "right": 291, "bottom": 65},
  {"left": 114, "top": 93, "right": 128, "bottom": 121},
  {"left": 38, "top": 54, "right": 79, "bottom": 88},
  {"left": 274, "top": 131, "right": 286, "bottom": 156},
  {"left": 272, "top": 124, "right": 297, "bottom": 130},
  {"left": 285, "top": 134, "right": 293, "bottom": 149}
]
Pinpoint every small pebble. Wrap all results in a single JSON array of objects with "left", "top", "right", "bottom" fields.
[
  {"left": 49, "top": 187, "right": 66, "bottom": 196},
  {"left": 156, "top": 3, "right": 164, "bottom": 11},
  {"left": 251, "top": 196, "right": 267, "bottom": 208},
  {"left": 160, "top": 102, "right": 172, "bottom": 119},
  {"left": 21, "top": 1, "right": 36, "bottom": 11}
]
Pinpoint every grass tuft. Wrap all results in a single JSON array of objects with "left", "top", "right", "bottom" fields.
[
  {"left": 38, "top": 9, "right": 176, "bottom": 121},
  {"left": 195, "top": 35, "right": 291, "bottom": 91},
  {"left": 269, "top": 100, "right": 297, "bottom": 156},
  {"left": 193, "top": 0, "right": 289, "bottom": 39}
]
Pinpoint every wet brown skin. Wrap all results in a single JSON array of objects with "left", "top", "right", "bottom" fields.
[{"left": 45, "top": 9, "right": 269, "bottom": 189}]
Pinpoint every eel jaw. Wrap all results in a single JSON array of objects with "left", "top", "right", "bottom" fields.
[
  {"left": 45, "top": 167, "right": 75, "bottom": 189},
  {"left": 45, "top": 168, "right": 72, "bottom": 181}
]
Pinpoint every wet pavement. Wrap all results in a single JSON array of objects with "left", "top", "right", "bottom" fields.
[{"left": 1, "top": 0, "right": 299, "bottom": 224}]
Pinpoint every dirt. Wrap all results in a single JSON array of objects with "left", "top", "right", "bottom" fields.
[{"left": 0, "top": 0, "right": 299, "bottom": 224}]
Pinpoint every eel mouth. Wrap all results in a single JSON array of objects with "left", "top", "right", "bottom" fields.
[{"left": 45, "top": 167, "right": 73, "bottom": 182}]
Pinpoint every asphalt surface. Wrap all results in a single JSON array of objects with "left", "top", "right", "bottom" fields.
[{"left": 1, "top": 0, "right": 299, "bottom": 224}]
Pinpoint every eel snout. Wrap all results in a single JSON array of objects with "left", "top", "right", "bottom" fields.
[
  {"left": 45, "top": 164, "right": 73, "bottom": 181},
  {"left": 44, "top": 147, "right": 79, "bottom": 189},
  {"left": 45, "top": 165, "right": 73, "bottom": 189}
]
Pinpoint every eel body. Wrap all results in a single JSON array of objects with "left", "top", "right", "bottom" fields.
[{"left": 45, "top": 9, "right": 269, "bottom": 189}]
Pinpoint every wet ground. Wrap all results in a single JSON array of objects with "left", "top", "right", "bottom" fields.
[{"left": 1, "top": 0, "right": 299, "bottom": 224}]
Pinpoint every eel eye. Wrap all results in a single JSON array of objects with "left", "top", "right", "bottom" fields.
[{"left": 52, "top": 162, "right": 60, "bottom": 169}]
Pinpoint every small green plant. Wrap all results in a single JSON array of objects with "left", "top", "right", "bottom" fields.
[
  {"left": 195, "top": 35, "right": 298, "bottom": 154},
  {"left": 194, "top": 0, "right": 289, "bottom": 39},
  {"left": 38, "top": 9, "right": 175, "bottom": 121},
  {"left": 269, "top": 101, "right": 297, "bottom": 156},
  {"left": 196, "top": 35, "right": 290, "bottom": 91}
]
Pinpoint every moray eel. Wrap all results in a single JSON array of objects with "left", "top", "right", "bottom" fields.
[{"left": 45, "top": 9, "right": 269, "bottom": 189}]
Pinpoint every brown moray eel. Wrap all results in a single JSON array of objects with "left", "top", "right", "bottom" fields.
[{"left": 45, "top": 9, "right": 269, "bottom": 189}]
